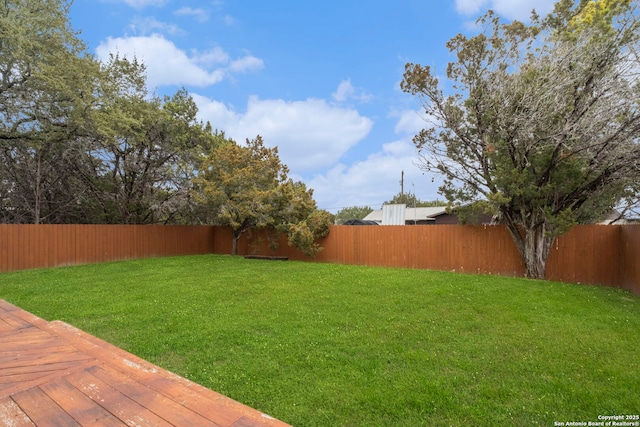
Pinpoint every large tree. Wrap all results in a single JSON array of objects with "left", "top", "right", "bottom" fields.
[
  {"left": 88, "top": 56, "right": 217, "bottom": 224},
  {"left": 193, "top": 135, "right": 330, "bottom": 255},
  {"left": 401, "top": 0, "right": 640, "bottom": 278},
  {"left": 0, "top": 0, "right": 101, "bottom": 223},
  {"left": 0, "top": 0, "right": 217, "bottom": 225}
]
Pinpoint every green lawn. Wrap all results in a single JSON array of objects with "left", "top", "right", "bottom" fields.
[{"left": 1, "top": 255, "right": 639, "bottom": 426}]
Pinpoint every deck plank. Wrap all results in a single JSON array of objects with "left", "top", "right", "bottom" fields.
[
  {"left": 0, "top": 313, "right": 33, "bottom": 331},
  {"left": 39, "top": 378, "right": 127, "bottom": 427},
  {"left": 11, "top": 387, "right": 81, "bottom": 427},
  {"left": 0, "top": 396, "right": 36, "bottom": 427},
  {"left": 86, "top": 364, "right": 222, "bottom": 427},
  {"left": 64, "top": 365, "right": 182, "bottom": 427},
  {"left": 0, "top": 358, "right": 97, "bottom": 399},
  {"left": 121, "top": 371, "right": 244, "bottom": 426}
]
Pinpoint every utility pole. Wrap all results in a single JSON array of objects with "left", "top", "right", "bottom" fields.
[{"left": 400, "top": 170, "right": 404, "bottom": 196}]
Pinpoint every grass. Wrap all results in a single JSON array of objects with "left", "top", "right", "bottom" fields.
[{"left": 0, "top": 255, "right": 639, "bottom": 426}]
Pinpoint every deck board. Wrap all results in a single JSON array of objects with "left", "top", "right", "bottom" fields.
[
  {"left": 11, "top": 387, "right": 82, "bottom": 427},
  {"left": 0, "top": 396, "right": 35, "bottom": 427},
  {"left": 0, "top": 300, "right": 291, "bottom": 427},
  {"left": 39, "top": 379, "right": 127, "bottom": 427}
]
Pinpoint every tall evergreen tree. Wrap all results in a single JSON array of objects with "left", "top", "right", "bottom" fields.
[{"left": 402, "top": 0, "right": 640, "bottom": 278}]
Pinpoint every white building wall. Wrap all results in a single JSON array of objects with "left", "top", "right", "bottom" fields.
[{"left": 381, "top": 204, "right": 406, "bottom": 225}]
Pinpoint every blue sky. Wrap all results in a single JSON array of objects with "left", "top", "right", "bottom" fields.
[{"left": 69, "top": 0, "right": 557, "bottom": 213}]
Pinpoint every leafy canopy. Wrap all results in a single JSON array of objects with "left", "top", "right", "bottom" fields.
[
  {"left": 193, "top": 135, "right": 330, "bottom": 255},
  {"left": 334, "top": 206, "right": 374, "bottom": 224},
  {"left": 0, "top": 0, "right": 218, "bottom": 225},
  {"left": 383, "top": 192, "right": 446, "bottom": 208},
  {"left": 401, "top": 0, "right": 640, "bottom": 278}
]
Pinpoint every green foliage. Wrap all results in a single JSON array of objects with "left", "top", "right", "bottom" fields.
[
  {"left": 334, "top": 206, "right": 374, "bottom": 224},
  {"left": 0, "top": 1, "right": 218, "bottom": 225},
  {"left": 193, "top": 135, "right": 330, "bottom": 255},
  {"left": 401, "top": 0, "right": 640, "bottom": 278},
  {"left": 383, "top": 191, "right": 446, "bottom": 208},
  {"left": 273, "top": 181, "right": 332, "bottom": 256},
  {"left": 1, "top": 256, "right": 639, "bottom": 426},
  {"left": 194, "top": 135, "right": 285, "bottom": 239},
  {"left": 0, "top": 0, "right": 101, "bottom": 223},
  {"left": 547, "top": 0, "right": 633, "bottom": 36},
  {"left": 285, "top": 209, "right": 332, "bottom": 256},
  {"left": 91, "top": 72, "right": 217, "bottom": 224}
]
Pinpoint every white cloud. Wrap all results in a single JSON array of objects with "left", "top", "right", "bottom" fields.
[
  {"left": 332, "top": 80, "right": 355, "bottom": 102},
  {"left": 95, "top": 34, "right": 263, "bottom": 90},
  {"left": 193, "top": 47, "right": 229, "bottom": 66},
  {"left": 332, "top": 79, "right": 372, "bottom": 103},
  {"left": 174, "top": 7, "right": 210, "bottom": 23},
  {"left": 455, "top": 0, "right": 556, "bottom": 21},
  {"left": 455, "top": 0, "right": 489, "bottom": 16},
  {"left": 307, "top": 111, "right": 446, "bottom": 211},
  {"left": 392, "top": 110, "right": 427, "bottom": 135},
  {"left": 129, "top": 17, "right": 182, "bottom": 36},
  {"left": 193, "top": 95, "right": 374, "bottom": 173},
  {"left": 307, "top": 140, "right": 440, "bottom": 212},
  {"left": 191, "top": 94, "right": 238, "bottom": 126},
  {"left": 192, "top": 94, "right": 441, "bottom": 210},
  {"left": 229, "top": 55, "right": 264, "bottom": 73}
]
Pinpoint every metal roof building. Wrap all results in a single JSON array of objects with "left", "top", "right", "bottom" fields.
[{"left": 363, "top": 205, "right": 452, "bottom": 225}]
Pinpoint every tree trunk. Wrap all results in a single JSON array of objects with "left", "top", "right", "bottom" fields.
[
  {"left": 231, "top": 236, "right": 237, "bottom": 255},
  {"left": 521, "top": 225, "right": 555, "bottom": 279},
  {"left": 34, "top": 152, "right": 42, "bottom": 225},
  {"left": 504, "top": 217, "right": 556, "bottom": 280},
  {"left": 231, "top": 232, "right": 240, "bottom": 255}
]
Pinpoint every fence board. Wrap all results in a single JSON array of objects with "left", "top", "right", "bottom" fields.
[
  {"left": 620, "top": 225, "right": 640, "bottom": 295},
  {"left": 546, "top": 225, "right": 620, "bottom": 286}
]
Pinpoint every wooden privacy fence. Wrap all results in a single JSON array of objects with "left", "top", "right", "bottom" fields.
[
  {"left": 232, "top": 224, "right": 640, "bottom": 296},
  {"left": 0, "top": 224, "right": 216, "bottom": 272},
  {"left": 0, "top": 223, "right": 638, "bottom": 296}
]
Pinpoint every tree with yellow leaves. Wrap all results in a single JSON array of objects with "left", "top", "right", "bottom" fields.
[{"left": 193, "top": 135, "right": 330, "bottom": 255}]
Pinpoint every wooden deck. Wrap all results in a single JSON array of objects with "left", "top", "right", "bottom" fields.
[{"left": 0, "top": 299, "right": 292, "bottom": 427}]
